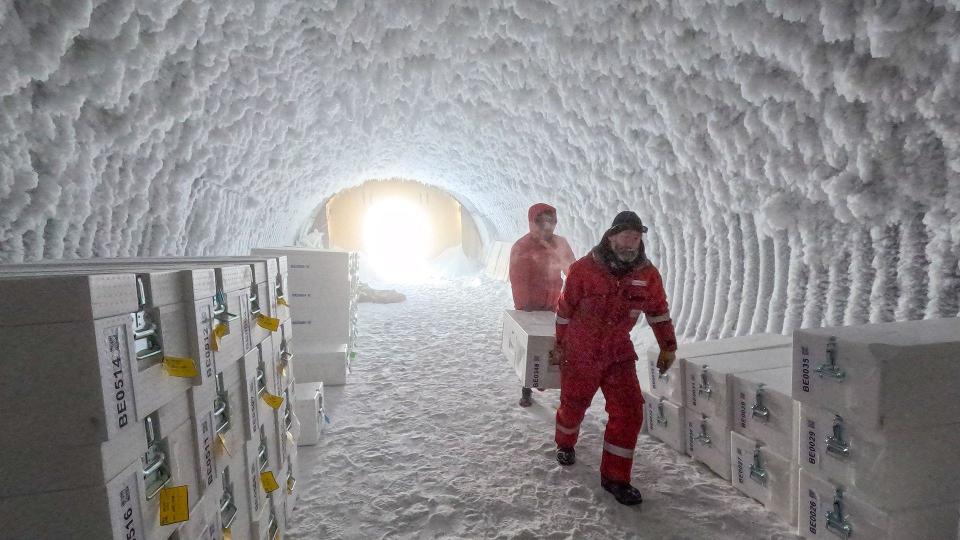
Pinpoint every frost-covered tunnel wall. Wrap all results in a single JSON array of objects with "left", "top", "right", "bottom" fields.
[{"left": 2, "top": 0, "right": 959, "bottom": 338}]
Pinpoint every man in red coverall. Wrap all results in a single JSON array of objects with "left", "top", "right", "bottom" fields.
[
  {"left": 552, "top": 210, "right": 677, "bottom": 506},
  {"left": 509, "top": 203, "right": 576, "bottom": 407}
]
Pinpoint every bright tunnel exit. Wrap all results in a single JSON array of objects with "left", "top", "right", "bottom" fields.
[
  {"left": 315, "top": 179, "right": 485, "bottom": 285},
  {"left": 362, "top": 197, "right": 433, "bottom": 283}
]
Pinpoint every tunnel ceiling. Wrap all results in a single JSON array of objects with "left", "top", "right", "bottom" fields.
[{"left": 1, "top": 0, "right": 959, "bottom": 337}]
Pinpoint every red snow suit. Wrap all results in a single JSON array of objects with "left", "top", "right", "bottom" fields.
[
  {"left": 508, "top": 203, "right": 576, "bottom": 312},
  {"left": 554, "top": 250, "right": 677, "bottom": 483}
]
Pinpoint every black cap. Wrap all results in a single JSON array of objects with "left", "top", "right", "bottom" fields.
[{"left": 608, "top": 210, "right": 648, "bottom": 235}]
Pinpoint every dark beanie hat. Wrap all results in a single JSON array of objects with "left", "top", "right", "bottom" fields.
[{"left": 607, "top": 210, "right": 648, "bottom": 235}]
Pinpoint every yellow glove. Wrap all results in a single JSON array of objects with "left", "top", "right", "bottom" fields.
[{"left": 657, "top": 349, "right": 677, "bottom": 375}]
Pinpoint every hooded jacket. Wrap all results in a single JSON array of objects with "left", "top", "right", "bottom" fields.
[
  {"left": 555, "top": 234, "right": 677, "bottom": 365},
  {"left": 508, "top": 203, "right": 576, "bottom": 312}
]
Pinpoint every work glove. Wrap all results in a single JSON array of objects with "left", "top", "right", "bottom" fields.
[
  {"left": 656, "top": 349, "right": 677, "bottom": 375},
  {"left": 549, "top": 346, "right": 563, "bottom": 366}
]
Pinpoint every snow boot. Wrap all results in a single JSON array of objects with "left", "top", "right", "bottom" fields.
[
  {"left": 601, "top": 477, "right": 643, "bottom": 506},
  {"left": 557, "top": 447, "right": 576, "bottom": 466},
  {"left": 519, "top": 387, "right": 533, "bottom": 407}
]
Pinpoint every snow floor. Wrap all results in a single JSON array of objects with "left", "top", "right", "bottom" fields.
[{"left": 287, "top": 276, "right": 799, "bottom": 539}]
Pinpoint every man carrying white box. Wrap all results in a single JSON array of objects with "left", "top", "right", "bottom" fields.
[
  {"left": 552, "top": 211, "right": 678, "bottom": 506},
  {"left": 508, "top": 202, "right": 575, "bottom": 407}
]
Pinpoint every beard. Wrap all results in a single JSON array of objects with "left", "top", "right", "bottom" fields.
[{"left": 614, "top": 248, "right": 639, "bottom": 262}]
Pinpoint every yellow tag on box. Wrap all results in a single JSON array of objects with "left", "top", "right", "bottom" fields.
[
  {"left": 277, "top": 297, "right": 289, "bottom": 307},
  {"left": 212, "top": 323, "right": 229, "bottom": 352},
  {"left": 217, "top": 432, "right": 232, "bottom": 457},
  {"left": 257, "top": 314, "right": 281, "bottom": 332},
  {"left": 158, "top": 485, "right": 190, "bottom": 525},
  {"left": 223, "top": 528, "right": 233, "bottom": 540},
  {"left": 260, "top": 471, "right": 280, "bottom": 493},
  {"left": 163, "top": 356, "right": 198, "bottom": 378},
  {"left": 261, "top": 392, "right": 284, "bottom": 409}
]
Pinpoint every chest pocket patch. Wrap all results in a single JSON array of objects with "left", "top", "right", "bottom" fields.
[{"left": 631, "top": 280, "right": 648, "bottom": 287}]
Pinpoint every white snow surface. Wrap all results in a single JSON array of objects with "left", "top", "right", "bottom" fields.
[
  {"left": 289, "top": 277, "right": 798, "bottom": 539},
  {"left": 2, "top": 1, "right": 960, "bottom": 338}
]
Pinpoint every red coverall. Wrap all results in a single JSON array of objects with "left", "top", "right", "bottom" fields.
[
  {"left": 554, "top": 251, "right": 677, "bottom": 483},
  {"left": 508, "top": 203, "right": 576, "bottom": 311}
]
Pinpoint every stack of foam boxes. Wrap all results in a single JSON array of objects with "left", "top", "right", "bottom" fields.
[
  {"left": 250, "top": 247, "right": 358, "bottom": 450},
  {"left": 792, "top": 317, "right": 960, "bottom": 539},
  {"left": 640, "top": 334, "right": 791, "bottom": 461},
  {"left": 251, "top": 247, "right": 358, "bottom": 387},
  {"left": 0, "top": 255, "right": 298, "bottom": 540},
  {"left": 727, "top": 357, "right": 800, "bottom": 527}
]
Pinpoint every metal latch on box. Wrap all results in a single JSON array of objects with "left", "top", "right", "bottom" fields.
[
  {"left": 283, "top": 391, "right": 293, "bottom": 430},
  {"left": 279, "top": 340, "right": 293, "bottom": 375},
  {"left": 749, "top": 445, "right": 767, "bottom": 486},
  {"left": 275, "top": 273, "right": 285, "bottom": 304},
  {"left": 825, "top": 415, "right": 850, "bottom": 459},
  {"left": 256, "top": 367, "right": 267, "bottom": 396},
  {"left": 751, "top": 384, "right": 770, "bottom": 422},
  {"left": 219, "top": 468, "right": 239, "bottom": 529},
  {"left": 693, "top": 415, "right": 712, "bottom": 446},
  {"left": 258, "top": 431, "right": 269, "bottom": 472},
  {"left": 248, "top": 283, "right": 261, "bottom": 317},
  {"left": 214, "top": 396, "right": 230, "bottom": 435},
  {"left": 825, "top": 488, "right": 853, "bottom": 538},
  {"left": 656, "top": 398, "right": 668, "bottom": 428},
  {"left": 213, "top": 290, "right": 238, "bottom": 323},
  {"left": 142, "top": 414, "right": 172, "bottom": 500},
  {"left": 132, "top": 276, "right": 164, "bottom": 362},
  {"left": 214, "top": 373, "right": 231, "bottom": 434},
  {"left": 286, "top": 464, "right": 297, "bottom": 494},
  {"left": 267, "top": 508, "right": 280, "bottom": 540},
  {"left": 817, "top": 336, "right": 845, "bottom": 381},
  {"left": 698, "top": 366, "right": 713, "bottom": 399}
]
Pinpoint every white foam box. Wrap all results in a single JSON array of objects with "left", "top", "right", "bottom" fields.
[
  {"left": 641, "top": 390, "right": 686, "bottom": 453},
  {"left": 251, "top": 496, "right": 283, "bottom": 540},
  {"left": 642, "top": 333, "right": 792, "bottom": 408},
  {"left": 0, "top": 272, "right": 139, "bottom": 325},
  {"left": 0, "top": 267, "right": 219, "bottom": 412},
  {"left": 284, "top": 441, "right": 300, "bottom": 514},
  {"left": 216, "top": 443, "right": 254, "bottom": 540},
  {"left": 173, "top": 488, "right": 221, "bottom": 540},
  {"left": 241, "top": 438, "right": 268, "bottom": 527},
  {"left": 686, "top": 347, "right": 793, "bottom": 422},
  {"left": 0, "top": 313, "right": 143, "bottom": 447},
  {"left": 186, "top": 380, "right": 221, "bottom": 498},
  {"left": 146, "top": 412, "right": 206, "bottom": 540},
  {"left": 252, "top": 247, "right": 355, "bottom": 344},
  {"left": 501, "top": 310, "right": 560, "bottom": 390},
  {"left": 249, "top": 251, "right": 290, "bottom": 314},
  {"left": 798, "top": 467, "right": 960, "bottom": 539},
  {"left": 730, "top": 431, "right": 798, "bottom": 527},
  {"left": 731, "top": 367, "right": 799, "bottom": 460},
  {"left": 0, "top": 459, "right": 148, "bottom": 540},
  {"left": 792, "top": 317, "right": 960, "bottom": 431},
  {"left": 294, "top": 342, "right": 349, "bottom": 386},
  {"left": 226, "top": 345, "right": 269, "bottom": 443},
  {"left": 1, "top": 388, "right": 205, "bottom": 499},
  {"left": 799, "top": 402, "right": 960, "bottom": 510},
  {"left": 0, "top": 382, "right": 188, "bottom": 497},
  {"left": 685, "top": 411, "right": 732, "bottom": 479},
  {"left": 278, "top": 384, "right": 298, "bottom": 458},
  {"left": 295, "top": 382, "right": 325, "bottom": 446}
]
